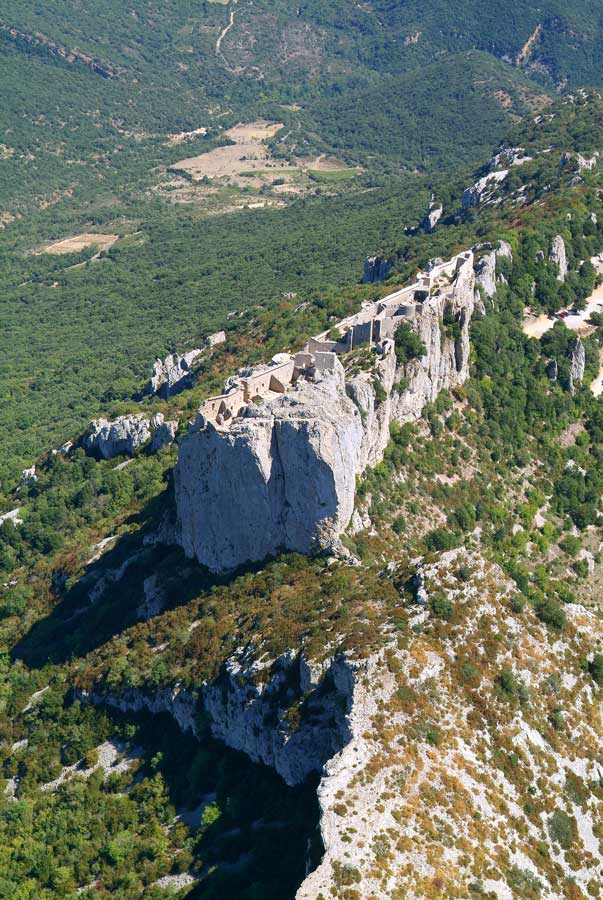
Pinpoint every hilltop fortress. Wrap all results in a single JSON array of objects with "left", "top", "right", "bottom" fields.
[{"left": 174, "top": 246, "right": 507, "bottom": 572}]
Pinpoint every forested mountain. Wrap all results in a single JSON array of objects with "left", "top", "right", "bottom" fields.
[
  {"left": 2, "top": 0, "right": 603, "bottom": 212},
  {"left": 4, "top": 4, "right": 603, "bottom": 899}
]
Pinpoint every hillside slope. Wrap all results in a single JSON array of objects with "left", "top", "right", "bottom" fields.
[{"left": 3, "top": 93, "right": 603, "bottom": 898}]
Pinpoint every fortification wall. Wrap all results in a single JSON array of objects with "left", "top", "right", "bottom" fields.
[{"left": 197, "top": 250, "right": 474, "bottom": 427}]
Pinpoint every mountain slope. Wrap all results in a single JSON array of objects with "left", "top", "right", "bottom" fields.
[{"left": 3, "top": 92, "right": 603, "bottom": 898}]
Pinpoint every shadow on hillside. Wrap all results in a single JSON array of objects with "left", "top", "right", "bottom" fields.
[
  {"left": 11, "top": 492, "right": 278, "bottom": 670},
  {"left": 108, "top": 708, "right": 323, "bottom": 900}
]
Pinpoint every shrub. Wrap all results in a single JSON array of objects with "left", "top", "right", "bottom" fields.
[
  {"left": 392, "top": 515, "right": 406, "bottom": 535},
  {"left": 394, "top": 322, "right": 426, "bottom": 366},
  {"left": 430, "top": 594, "right": 454, "bottom": 621},
  {"left": 497, "top": 668, "right": 519, "bottom": 698},
  {"left": 589, "top": 653, "right": 603, "bottom": 685},
  {"left": 424, "top": 528, "right": 459, "bottom": 552},
  {"left": 559, "top": 534, "right": 582, "bottom": 556},
  {"left": 535, "top": 597, "right": 566, "bottom": 630},
  {"left": 373, "top": 380, "right": 387, "bottom": 404},
  {"left": 547, "top": 809, "right": 576, "bottom": 849}
]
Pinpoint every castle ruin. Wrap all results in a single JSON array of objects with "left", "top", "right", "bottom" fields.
[{"left": 196, "top": 251, "right": 474, "bottom": 429}]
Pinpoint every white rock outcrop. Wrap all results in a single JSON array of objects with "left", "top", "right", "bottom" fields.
[
  {"left": 150, "top": 420, "right": 178, "bottom": 452},
  {"left": 569, "top": 337, "right": 586, "bottom": 393},
  {"left": 421, "top": 197, "right": 443, "bottom": 234},
  {"left": 462, "top": 170, "right": 508, "bottom": 208},
  {"left": 207, "top": 331, "right": 226, "bottom": 347},
  {"left": 81, "top": 650, "right": 355, "bottom": 787},
  {"left": 82, "top": 413, "right": 180, "bottom": 459},
  {"left": 549, "top": 234, "right": 568, "bottom": 281},
  {"left": 83, "top": 414, "right": 153, "bottom": 459},
  {"left": 474, "top": 241, "right": 513, "bottom": 299},
  {"left": 0, "top": 508, "right": 22, "bottom": 526},
  {"left": 489, "top": 147, "right": 532, "bottom": 170},
  {"left": 174, "top": 252, "right": 478, "bottom": 573},
  {"left": 18, "top": 466, "right": 37, "bottom": 491},
  {"left": 147, "top": 350, "right": 203, "bottom": 398}
]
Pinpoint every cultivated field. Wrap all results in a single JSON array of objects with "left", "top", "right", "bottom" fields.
[
  {"left": 170, "top": 121, "right": 289, "bottom": 182},
  {"left": 38, "top": 234, "right": 119, "bottom": 255},
  {"left": 169, "top": 121, "right": 358, "bottom": 201}
]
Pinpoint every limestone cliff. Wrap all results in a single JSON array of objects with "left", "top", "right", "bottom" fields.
[
  {"left": 82, "top": 413, "right": 175, "bottom": 459},
  {"left": 147, "top": 350, "right": 203, "bottom": 398},
  {"left": 549, "top": 233, "right": 568, "bottom": 281},
  {"left": 362, "top": 255, "right": 392, "bottom": 284},
  {"left": 82, "top": 550, "right": 603, "bottom": 899},
  {"left": 174, "top": 251, "right": 479, "bottom": 572},
  {"left": 81, "top": 650, "right": 355, "bottom": 787}
]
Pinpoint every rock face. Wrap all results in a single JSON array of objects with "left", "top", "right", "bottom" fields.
[
  {"left": 83, "top": 415, "right": 153, "bottom": 459},
  {"left": 549, "top": 234, "right": 568, "bottom": 281},
  {"left": 421, "top": 197, "right": 443, "bottom": 234},
  {"left": 362, "top": 255, "right": 392, "bottom": 284},
  {"left": 174, "top": 252, "right": 478, "bottom": 573},
  {"left": 150, "top": 420, "right": 178, "bottom": 452},
  {"left": 489, "top": 147, "right": 531, "bottom": 170},
  {"left": 474, "top": 241, "right": 512, "bottom": 299},
  {"left": 569, "top": 337, "right": 586, "bottom": 393},
  {"left": 202, "top": 652, "right": 354, "bottom": 786},
  {"left": 18, "top": 466, "right": 37, "bottom": 491},
  {"left": 82, "top": 413, "right": 180, "bottom": 459},
  {"left": 462, "top": 170, "right": 508, "bottom": 208},
  {"left": 82, "top": 650, "right": 354, "bottom": 787},
  {"left": 560, "top": 150, "right": 599, "bottom": 173},
  {"left": 147, "top": 350, "right": 203, "bottom": 399},
  {"left": 175, "top": 360, "right": 364, "bottom": 572},
  {"left": 207, "top": 331, "right": 226, "bottom": 347}
]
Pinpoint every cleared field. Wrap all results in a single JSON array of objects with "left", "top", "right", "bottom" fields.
[
  {"left": 225, "top": 122, "right": 284, "bottom": 142},
  {"left": 170, "top": 124, "right": 357, "bottom": 193},
  {"left": 171, "top": 121, "right": 287, "bottom": 181},
  {"left": 38, "top": 234, "right": 119, "bottom": 255}
]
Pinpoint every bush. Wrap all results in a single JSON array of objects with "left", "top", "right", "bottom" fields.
[
  {"left": 535, "top": 597, "right": 566, "bottom": 630},
  {"left": 497, "top": 668, "right": 519, "bottom": 698},
  {"left": 559, "top": 535, "right": 581, "bottom": 556},
  {"left": 589, "top": 653, "right": 603, "bottom": 685},
  {"left": 394, "top": 321, "right": 426, "bottom": 366},
  {"left": 424, "top": 528, "right": 459, "bottom": 552},
  {"left": 430, "top": 594, "right": 454, "bottom": 620},
  {"left": 392, "top": 515, "right": 406, "bottom": 535},
  {"left": 547, "top": 809, "right": 576, "bottom": 849}
]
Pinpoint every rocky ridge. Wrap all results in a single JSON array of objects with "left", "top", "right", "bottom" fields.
[
  {"left": 82, "top": 550, "right": 603, "bottom": 899},
  {"left": 81, "top": 651, "right": 355, "bottom": 788},
  {"left": 174, "top": 250, "right": 482, "bottom": 572},
  {"left": 298, "top": 550, "right": 603, "bottom": 899}
]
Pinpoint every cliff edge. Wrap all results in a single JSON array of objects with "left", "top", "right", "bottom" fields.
[{"left": 174, "top": 249, "right": 484, "bottom": 572}]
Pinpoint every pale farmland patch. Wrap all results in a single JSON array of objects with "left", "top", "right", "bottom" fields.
[
  {"left": 37, "top": 233, "right": 119, "bottom": 255},
  {"left": 170, "top": 120, "right": 288, "bottom": 182},
  {"left": 169, "top": 121, "right": 358, "bottom": 198},
  {"left": 225, "top": 121, "right": 284, "bottom": 142}
]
